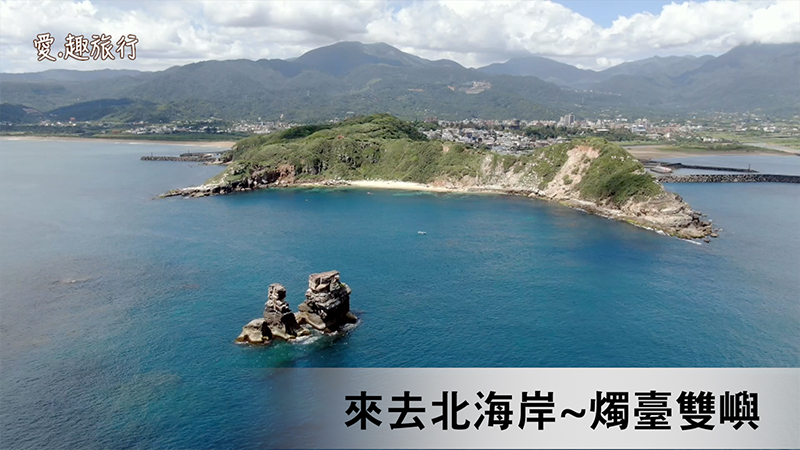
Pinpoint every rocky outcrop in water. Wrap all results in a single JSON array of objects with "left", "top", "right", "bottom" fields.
[
  {"left": 235, "top": 271, "right": 358, "bottom": 345},
  {"left": 236, "top": 318, "right": 272, "bottom": 344},
  {"left": 296, "top": 271, "right": 358, "bottom": 332},
  {"left": 262, "top": 283, "right": 307, "bottom": 340}
]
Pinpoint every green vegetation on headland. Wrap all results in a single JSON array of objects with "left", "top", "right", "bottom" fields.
[
  {"left": 221, "top": 115, "right": 482, "bottom": 185},
  {"left": 165, "top": 115, "right": 713, "bottom": 239},
  {"left": 572, "top": 140, "right": 663, "bottom": 205},
  {"left": 216, "top": 115, "right": 661, "bottom": 207}
]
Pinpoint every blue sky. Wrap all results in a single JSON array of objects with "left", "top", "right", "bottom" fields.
[
  {"left": 556, "top": 0, "right": 678, "bottom": 27},
  {"left": 1, "top": 0, "right": 798, "bottom": 73}
]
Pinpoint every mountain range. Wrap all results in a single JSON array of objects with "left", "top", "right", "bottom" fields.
[{"left": 1, "top": 41, "right": 797, "bottom": 123}]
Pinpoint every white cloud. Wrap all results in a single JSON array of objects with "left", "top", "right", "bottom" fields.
[
  {"left": 0, "top": 0, "right": 798, "bottom": 73},
  {"left": 601, "top": 0, "right": 799, "bottom": 52},
  {"left": 591, "top": 57, "right": 626, "bottom": 71}
]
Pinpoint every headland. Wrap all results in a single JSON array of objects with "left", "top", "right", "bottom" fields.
[{"left": 159, "top": 115, "right": 716, "bottom": 240}]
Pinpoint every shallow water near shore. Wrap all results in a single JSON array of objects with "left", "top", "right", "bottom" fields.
[{"left": 1, "top": 141, "right": 798, "bottom": 449}]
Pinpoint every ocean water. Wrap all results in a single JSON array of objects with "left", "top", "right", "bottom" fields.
[{"left": 0, "top": 141, "right": 798, "bottom": 449}]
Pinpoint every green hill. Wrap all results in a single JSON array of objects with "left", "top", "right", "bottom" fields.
[
  {"left": 5, "top": 42, "right": 795, "bottom": 123},
  {"left": 0, "top": 103, "right": 43, "bottom": 123},
  {"left": 217, "top": 114, "right": 479, "bottom": 184},
  {"left": 163, "top": 115, "right": 710, "bottom": 239},
  {"left": 217, "top": 115, "right": 659, "bottom": 205}
]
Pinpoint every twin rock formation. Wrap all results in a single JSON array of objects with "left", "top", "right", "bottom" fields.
[{"left": 236, "top": 271, "right": 358, "bottom": 345}]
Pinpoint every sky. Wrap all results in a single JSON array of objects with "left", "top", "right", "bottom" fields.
[{"left": 1, "top": 0, "right": 798, "bottom": 73}]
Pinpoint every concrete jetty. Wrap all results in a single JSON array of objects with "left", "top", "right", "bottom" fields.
[
  {"left": 141, "top": 151, "right": 222, "bottom": 162},
  {"left": 645, "top": 161, "right": 758, "bottom": 173},
  {"left": 657, "top": 174, "right": 800, "bottom": 183}
]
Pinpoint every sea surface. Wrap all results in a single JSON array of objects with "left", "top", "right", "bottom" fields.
[{"left": 1, "top": 140, "right": 798, "bottom": 449}]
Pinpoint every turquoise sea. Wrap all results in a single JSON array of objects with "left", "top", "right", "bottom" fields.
[{"left": 1, "top": 140, "right": 798, "bottom": 449}]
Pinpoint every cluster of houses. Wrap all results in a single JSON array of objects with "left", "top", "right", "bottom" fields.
[
  {"left": 417, "top": 115, "right": 763, "bottom": 153},
  {"left": 124, "top": 119, "right": 298, "bottom": 135},
  {"left": 422, "top": 127, "right": 567, "bottom": 154}
]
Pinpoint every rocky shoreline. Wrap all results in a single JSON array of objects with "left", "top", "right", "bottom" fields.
[
  {"left": 236, "top": 271, "right": 358, "bottom": 345},
  {"left": 160, "top": 175, "right": 716, "bottom": 241}
]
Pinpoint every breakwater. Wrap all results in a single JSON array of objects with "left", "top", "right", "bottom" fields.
[
  {"left": 657, "top": 174, "right": 800, "bottom": 183},
  {"left": 646, "top": 161, "right": 758, "bottom": 173},
  {"left": 141, "top": 155, "right": 208, "bottom": 162},
  {"left": 141, "top": 151, "right": 221, "bottom": 162}
]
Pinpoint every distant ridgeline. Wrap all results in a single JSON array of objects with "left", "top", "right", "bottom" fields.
[
  {"left": 1, "top": 41, "right": 798, "bottom": 123},
  {"left": 162, "top": 115, "right": 715, "bottom": 240}
]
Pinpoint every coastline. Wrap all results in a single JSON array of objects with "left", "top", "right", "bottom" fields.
[
  {"left": 0, "top": 135, "right": 236, "bottom": 149},
  {"left": 163, "top": 178, "right": 502, "bottom": 197},
  {"left": 162, "top": 177, "right": 715, "bottom": 240},
  {"left": 346, "top": 179, "right": 476, "bottom": 193},
  {"left": 320, "top": 180, "right": 711, "bottom": 241}
]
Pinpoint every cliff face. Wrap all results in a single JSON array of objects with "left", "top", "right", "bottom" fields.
[
  {"left": 466, "top": 145, "right": 713, "bottom": 239},
  {"left": 159, "top": 117, "right": 714, "bottom": 239}
]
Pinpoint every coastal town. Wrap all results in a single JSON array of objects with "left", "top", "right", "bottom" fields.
[{"left": 3, "top": 110, "right": 799, "bottom": 155}]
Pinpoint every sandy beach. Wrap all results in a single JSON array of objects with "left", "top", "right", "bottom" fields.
[
  {"left": 346, "top": 180, "right": 466, "bottom": 193},
  {"left": 342, "top": 180, "right": 520, "bottom": 196},
  {"left": 0, "top": 135, "right": 236, "bottom": 149}
]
